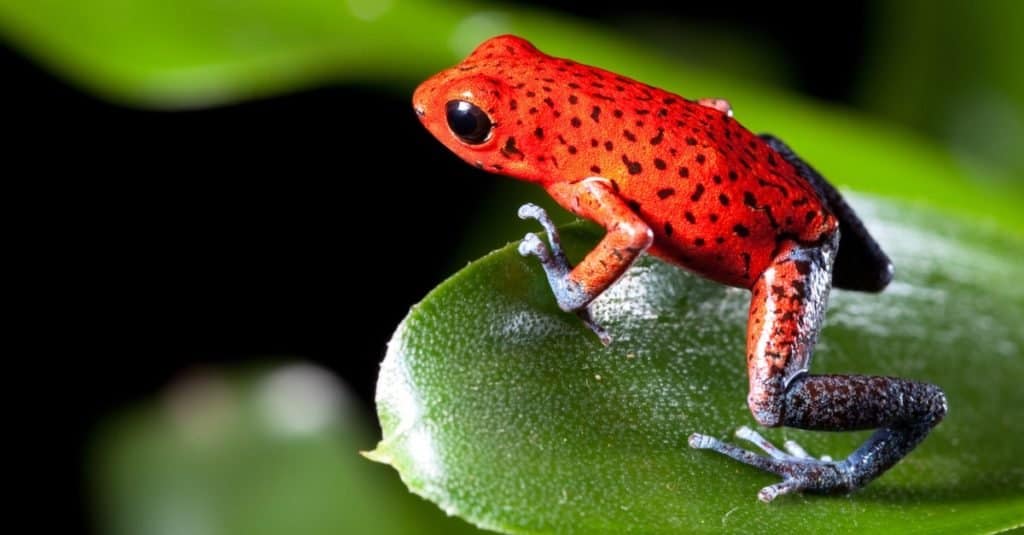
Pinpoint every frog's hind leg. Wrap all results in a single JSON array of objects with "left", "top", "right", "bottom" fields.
[
  {"left": 759, "top": 133, "right": 893, "bottom": 293},
  {"left": 689, "top": 233, "right": 947, "bottom": 502}
]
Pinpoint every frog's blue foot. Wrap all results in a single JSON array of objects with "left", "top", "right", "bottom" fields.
[
  {"left": 690, "top": 372, "right": 946, "bottom": 502},
  {"left": 689, "top": 430, "right": 851, "bottom": 502},
  {"left": 517, "top": 203, "right": 611, "bottom": 345},
  {"left": 734, "top": 426, "right": 832, "bottom": 462}
]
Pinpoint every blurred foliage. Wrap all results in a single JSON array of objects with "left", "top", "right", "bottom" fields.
[
  {"left": 861, "top": 0, "right": 1024, "bottom": 182},
  {"left": 373, "top": 198, "right": 1024, "bottom": 534},
  {"left": 0, "top": 0, "right": 470, "bottom": 106},
  {"left": 0, "top": 0, "right": 1021, "bottom": 232},
  {"left": 90, "top": 364, "right": 483, "bottom": 535}
]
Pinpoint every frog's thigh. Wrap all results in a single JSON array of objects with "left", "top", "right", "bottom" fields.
[{"left": 745, "top": 235, "right": 836, "bottom": 427}]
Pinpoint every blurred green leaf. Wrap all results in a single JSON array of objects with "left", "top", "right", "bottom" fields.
[
  {"left": 91, "top": 364, "right": 484, "bottom": 535},
  {"left": 371, "top": 197, "right": 1024, "bottom": 534},
  {"left": 0, "top": 0, "right": 465, "bottom": 106},
  {"left": 861, "top": 0, "right": 1024, "bottom": 180},
  {"left": 0, "top": 1, "right": 1020, "bottom": 230}
]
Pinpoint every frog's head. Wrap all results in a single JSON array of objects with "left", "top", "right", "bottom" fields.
[{"left": 413, "top": 35, "right": 553, "bottom": 184}]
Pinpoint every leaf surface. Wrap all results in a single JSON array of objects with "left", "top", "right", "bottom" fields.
[{"left": 372, "top": 197, "right": 1024, "bottom": 534}]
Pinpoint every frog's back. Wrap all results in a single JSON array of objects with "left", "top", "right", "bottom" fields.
[{"left": 417, "top": 35, "right": 837, "bottom": 288}]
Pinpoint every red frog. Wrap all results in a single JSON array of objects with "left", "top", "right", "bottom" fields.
[{"left": 413, "top": 35, "right": 946, "bottom": 502}]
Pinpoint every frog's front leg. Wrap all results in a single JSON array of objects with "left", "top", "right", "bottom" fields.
[
  {"left": 690, "top": 233, "right": 947, "bottom": 502},
  {"left": 518, "top": 177, "right": 653, "bottom": 345}
]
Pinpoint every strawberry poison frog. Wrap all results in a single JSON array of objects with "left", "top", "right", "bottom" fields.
[{"left": 413, "top": 35, "right": 946, "bottom": 502}]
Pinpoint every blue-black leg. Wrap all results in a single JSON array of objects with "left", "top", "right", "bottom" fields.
[
  {"left": 690, "top": 233, "right": 946, "bottom": 501},
  {"left": 691, "top": 375, "right": 946, "bottom": 502},
  {"left": 782, "top": 374, "right": 946, "bottom": 491}
]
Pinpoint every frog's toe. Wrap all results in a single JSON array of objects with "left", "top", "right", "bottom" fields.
[
  {"left": 576, "top": 307, "right": 612, "bottom": 346},
  {"left": 516, "top": 204, "right": 568, "bottom": 261},
  {"left": 517, "top": 203, "right": 559, "bottom": 238},
  {"left": 518, "top": 233, "right": 549, "bottom": 259},
  {"left": 758, "top": 479, "right": 802, "bottom": 502},
  {"left": 735, "top": 426, "right": 798, "bottom": 460},
  {"left": 689, "top": 432, "right": 787, "bottom": 472},
  {"left": 689, "top": 431, "right": 850, "bottom": 501},
  {"left": 517, "top": 202, "right": 548, "bottom": 222},
  {"left": 733, "top": 426, "right": 831, "bottom": 462},
  {"left": 753, "top": 461, "right": 852, "bottom": 503},
  {"left": 782, "top": 438, "right": 831, "bottom": 461}
]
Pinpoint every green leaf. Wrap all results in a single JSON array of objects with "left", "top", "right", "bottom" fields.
[
  {"left": 0, "top": 1, "right": 1020, "bottom": 230},
  {"left": 370, "top": 196, "right": 1024, "bottom": 534},
  {"left": 0, "top": 0, "right": 462, "bottom": 107},
  {"left": 91, "top": 364, "right": 484, "bottom": 535}
]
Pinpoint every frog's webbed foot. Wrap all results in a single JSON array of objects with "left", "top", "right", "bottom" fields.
[
  {"left": 517, "top": 203, "right": 611, "bottom": 345},
  {"left": 689, "top": 428, "right": 850, "bottom": 502},
  {"left": 734, "top": 426, "right": 832, "bottom": 462}
]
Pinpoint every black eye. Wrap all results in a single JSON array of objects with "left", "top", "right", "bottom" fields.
[{"left": 446, "top": 100, "right": 492, "bottom": 144}]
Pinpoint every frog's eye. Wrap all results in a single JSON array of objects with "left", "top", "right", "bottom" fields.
[{"left": 445, "top": 100, "right": 492, "bottom": 145}]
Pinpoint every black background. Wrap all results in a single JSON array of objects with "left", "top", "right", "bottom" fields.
[{"left": 4, "top": 1, "right": 868, "bottom": 530}]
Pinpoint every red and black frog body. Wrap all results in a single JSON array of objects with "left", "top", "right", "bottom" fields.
[{"left": 413, "top": 35, "right": 946, "bottom": 502}]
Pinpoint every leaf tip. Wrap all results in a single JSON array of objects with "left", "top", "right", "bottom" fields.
[{"left": 360, "top": 445, "right": 393, "bottom": 465}]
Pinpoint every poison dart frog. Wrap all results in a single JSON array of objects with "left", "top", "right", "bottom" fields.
[{"left": 413, "top": 35, "right": 946, "bottom": 502}]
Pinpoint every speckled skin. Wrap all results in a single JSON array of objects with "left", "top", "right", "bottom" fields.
[
  {"left": 414, "top": 35, "right": 946, "bottom": 502},
  {"left": 414, "top": 36, "right": 834, "bottom": 290}
]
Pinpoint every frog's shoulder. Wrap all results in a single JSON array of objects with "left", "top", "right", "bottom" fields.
[{"left": 760, "top": 134, "right": 893, "bottom": 292}]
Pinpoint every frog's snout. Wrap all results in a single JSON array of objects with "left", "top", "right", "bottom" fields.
[{"left": 412, "top": 81, "right": 430, "bottom": 120}]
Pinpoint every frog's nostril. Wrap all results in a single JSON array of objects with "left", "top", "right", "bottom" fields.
[{"left": 414, "top": 106, "right": 426, "bottom": 117}]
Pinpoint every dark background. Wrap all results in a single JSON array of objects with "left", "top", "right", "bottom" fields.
[{"left": 6, "top": 1, "right": 870, "bottom": 530}]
